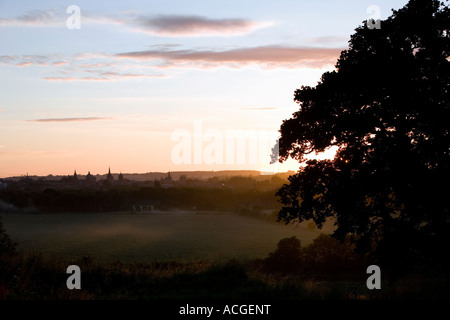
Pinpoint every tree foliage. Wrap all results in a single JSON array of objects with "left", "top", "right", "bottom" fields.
[
  {"left": 276, "top": 0, "right": 450, "bottom": 273},
  {"left": 0, "top": 217, "right": 16, "bottom": 258},
  {"left": 263, "top": 236, "right": 303, "bottom": 274}
]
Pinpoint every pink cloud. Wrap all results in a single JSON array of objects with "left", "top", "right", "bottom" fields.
[
  {"left": 78, "top": 62, "right": 114, "bottom": 68},
  {"left": 16, "top": 61, "right": 33, "bottom": 67},
  {"left": 28, "top": 117, "right": 114, "bottom": 123},
  {"left": 43, "top": 73, "right": 164, "bottom": 82},
  {"left": 117, "top": 46, "right": 342, "bottom": 69},
  {"left": 43, "top": 77, "right": 79, "bottom": 81},
  {"left": 52, "top": 61, "right": 68, "bottom": 66}
]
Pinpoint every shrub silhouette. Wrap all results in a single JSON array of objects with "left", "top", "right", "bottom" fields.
[
  {"left": 262, "top": 235, "right": 365, "bottom": 279},
  {"left": 0, "top": 217, "right": 17, "bottom": 258},
  {"left": 263, "top": 236, "right": 302, "bottom": 274},
  {"left": 0, "top": 217, "right": 18, "bottom": 298},
  {"left": 301, "top": 234, "right": 359, "bottom": 277}
]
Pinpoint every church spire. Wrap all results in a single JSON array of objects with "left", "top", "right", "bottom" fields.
[{"left": 106, "top": 167, "right": 114, "bottom": 181}]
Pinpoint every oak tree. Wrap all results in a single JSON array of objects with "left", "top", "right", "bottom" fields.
[{"left": 276, "top": 0, "right": 450, "bottom": 274}]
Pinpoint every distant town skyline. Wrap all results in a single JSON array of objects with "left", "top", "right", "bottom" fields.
[{"left": 0, "top": 0, "right": 408, "bottom": 178}]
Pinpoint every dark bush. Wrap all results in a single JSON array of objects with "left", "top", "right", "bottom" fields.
[{"left": 263, "top": 236, "right": 303, "bottom": 274}]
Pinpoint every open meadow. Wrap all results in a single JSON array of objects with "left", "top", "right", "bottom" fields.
[{"left": 1, "top": 210, "right": 333, "bottom": 263}]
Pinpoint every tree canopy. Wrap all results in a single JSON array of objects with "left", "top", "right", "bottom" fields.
[{"left": 276, "top": 0, "right": 450, "bottom": 274}]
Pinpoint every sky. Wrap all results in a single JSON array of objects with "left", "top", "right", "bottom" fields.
[{"left": 0, "top": 0, "right": 408, "bottom": 178}]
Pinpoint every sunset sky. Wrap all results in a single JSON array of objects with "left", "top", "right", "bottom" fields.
[{"left": 0, "top": 0, "right": 407, "bottom": 177}]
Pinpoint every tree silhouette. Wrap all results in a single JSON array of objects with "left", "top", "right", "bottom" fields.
[
  {"left": 0, "top": 217, "right": 16, "bottom": 258},
  {"left": 263, "top": 236, "right": 302, "bottom": 274},
  {"left": 276, "top": 0, "right": 449, "bottom": 274},
  {"left": 0, "top": 216, "right": 17, "bottom": 285},
  {"left": 301, "top": 234, "right": 359, "bottom": 276}
]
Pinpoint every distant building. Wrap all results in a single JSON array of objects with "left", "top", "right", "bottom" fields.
[
  {"left": 118, "top": 172, "right": 124, "bottom": 183},
  {"left": 86, "top": 171, "right": 96, "bottom": 184},
  {"left": 106, "top": 167, "right": 114, "bottom": 182},
  {"left": 160, "top": 171, "right": 174, "bottom": 188},
  {"left": 0, "top": 180, "right": 7, "bottom": 189},
  {"left": 59, "top": 170, "right": 79, "bottom": 184}
]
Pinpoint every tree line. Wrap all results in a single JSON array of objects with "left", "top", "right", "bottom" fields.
[{"left": 0, "top": 185, "right": 281, "bottom": 213}]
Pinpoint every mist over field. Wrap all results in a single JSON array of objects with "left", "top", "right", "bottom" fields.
[{"left": 1, "top": 211, "right": 333, "bottom": 263}]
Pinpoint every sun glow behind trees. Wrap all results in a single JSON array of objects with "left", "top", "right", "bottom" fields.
[{"left": 0, "top": 0, "right": 408, "bottom": 177}]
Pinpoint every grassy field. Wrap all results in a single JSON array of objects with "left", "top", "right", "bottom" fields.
[
  {"left": 1, "top": 210, "right": 334, "bottom": 263},
  {"left": 2, "top": 211, "right": 448, "bottom": 301}
]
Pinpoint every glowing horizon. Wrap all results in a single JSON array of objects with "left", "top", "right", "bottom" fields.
[{"left": 0, "top": 0, "right": 408, "bottom": 178}]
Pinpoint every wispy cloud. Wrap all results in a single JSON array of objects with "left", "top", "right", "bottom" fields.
[
  {"left": 150, "top": 43, "right": 183, "bottom": 48},
  {"left": 43, "top": 73, "right": 164, "bottom": 82},
  {"left": 0, "top": 149, "right": 79, "bottom": 157},
  {"left": 28, "top": 117, "right": 114, "bottom": 123},
  {"left": 131, "top": 15, "right": 271, "bottom": 36},
  {"left": 117, "top": 45, "right": 342, "bottom": 69},
  {"left": 0, "top": 53, "right": 166, "bottom": 81},
  {"left": 0, "top": 42, "right": 342, "bottom": 84},
  {"left": 16, "top": 61, "right": 33, "bottom": 67},
  {"left": 42, "top": 77, "right": 79, "bottom": 81},
  {"left": 308, "top": 36, "right": 349, "bottom": 45},
  {"left": 52, "top": 61, "right": 68, "bottom": 66},
  {"left": 0, "top": 9, "right": 94, "bottom": 27},
  {"left": 2, "top": 54, "right": 53, "bottom": 67},
  {"left": 0, "top": 55, "right": 18, "bottom": 63},
  {"left": 240, "top": 107, "right": 278, "bottom": 111},
  {"left": 0, "top": 9, "right": 269, "bottom": 36},
  {"left": 0, "top": 9, "right": 71, "bottom": 27},
  {"left": 0, "top": 44, "right": 341, "bottom": 83}
]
